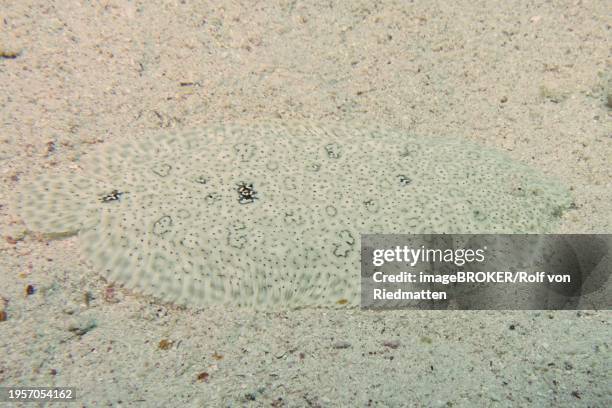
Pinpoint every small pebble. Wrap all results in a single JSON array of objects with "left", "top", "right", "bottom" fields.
[
  {"left": 333, "top": 341, "right": 351, "bottom": 349},
  {"left": 158, "top": 339, "right": 173, "bottom": 350},
  {"left": 0, "top": 48, "right": 21, "bottom": 59},
  {"left": 605, "top": 74, "right": 612, "bottom": 108},
  {"left": 5, "top": 235, "right": 21, "bottom": 245},
  {"left": 383, "top": 340, "right": 400, "bottom": 349},
  {"left": 62, "top": 301, "right": 79, "bottom": 315},
  {"left": 103, "top": 285, "right": 121, "bottom": 303},
  {"left": 68, "top": 317, "right": 97, "bottom": 336},
  {"left": 83, "top": 291, "right": 94, "bottom": 306}
]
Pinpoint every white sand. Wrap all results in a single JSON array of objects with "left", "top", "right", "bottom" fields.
[{"left": 0, "top": 1, "right": 610, "bottom": 406}]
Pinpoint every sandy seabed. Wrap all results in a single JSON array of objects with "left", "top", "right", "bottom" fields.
[{"left": 1, "top": 1, "right": 610, "bottom": 407}]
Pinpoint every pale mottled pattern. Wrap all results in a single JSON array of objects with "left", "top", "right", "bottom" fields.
[{"left": 12, "top": 121, "right": 572, "bottom": 308}]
